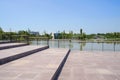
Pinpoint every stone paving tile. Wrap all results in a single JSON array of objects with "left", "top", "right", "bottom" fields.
[
  {"left": 16, "top": 72, "right": 38, "bottom": 79},
  {"left": 0, "top": 71, "right": 20, "bottom": 80},
  {"left": 59, "top": 51, "right": 120, "bottom": 80},
  {"left": 0, "top": 48, "right": 69, "bottom": 80}
]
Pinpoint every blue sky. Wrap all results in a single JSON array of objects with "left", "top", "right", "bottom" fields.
[{"left": 0, "top": 0, "right": 120, "bottom": 34}]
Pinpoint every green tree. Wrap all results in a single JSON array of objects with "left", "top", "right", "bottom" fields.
[
  {"left": 18, "top": 30, "right": 29, "bottom": 41},
  {"left": 18, "top": 30, "right": 29, "bottom": 35},
  {"left": 79, "top": 28, "right": 86, "bottom": 40},
  {"left": 0, "top": 27, "right": 3, "bottom": 33},
  {"left": 69, "top": 31, "right": 73, "bottom": 39},
  {"left": 0, "top": 27, "right": 4, "bottom": 40},
  {"left": 80, "top": 28, "right": 82, "bottom": 35}
]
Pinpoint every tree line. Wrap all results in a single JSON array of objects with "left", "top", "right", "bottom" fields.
[
  {"left": 0, "top": 27, "right": 52, "bottom": 41},
  {"left": 0, "top": 27, "right": 120, "bottom": 41}
]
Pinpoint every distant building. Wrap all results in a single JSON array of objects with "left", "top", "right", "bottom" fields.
[
  {"left": 94, "top": 35, "right": 104, "bottom": 39},
  {"left": 30, "top": 31, "right": 39, "bottom": 36},
  {"left": 54, "top": 33, "right": 60, "bottom": 39},
  {"left": 28, "top": 29, "right": 39, "bottom": 36}
]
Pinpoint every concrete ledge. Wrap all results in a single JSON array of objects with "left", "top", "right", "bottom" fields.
[
  {"left": 0, "top": 41, "right": 18, "bottom": 44},
  {"left": 0, "top": 43, "right": 29, "bottom": 50},
  {"left": 0, "top": 46, "right": 49, "bottom": 65},
  {"left": 51, "top": 49, "right": 71, "bottom": 80}
]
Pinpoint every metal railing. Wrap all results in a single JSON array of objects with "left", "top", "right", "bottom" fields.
[{"left": 32, "top": 39, "right": 120, "bottom": 52}]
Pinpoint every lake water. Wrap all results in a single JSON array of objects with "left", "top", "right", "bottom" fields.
[{"left": 30, "top": 40, "right": 120, "bottom": 52}]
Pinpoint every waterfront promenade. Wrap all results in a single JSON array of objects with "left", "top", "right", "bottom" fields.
[{"left": 0, "top": 43, "right": 120, "bottom": 80}]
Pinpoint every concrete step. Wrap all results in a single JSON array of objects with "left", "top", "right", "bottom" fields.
[
  {"left": 0, "top": 43, "right": 28, "bottom": 50},
  {"left": 0, "top": 41, "right": 17, "bottom": 44},
  {"left": 0, "top": 48, "right": 70, "bottom": 80},
  {"left": 0, "top": 45, "right": 49, "bottom": 65}
]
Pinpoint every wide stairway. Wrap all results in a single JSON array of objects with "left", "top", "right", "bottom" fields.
[{"left": 0, "top": 42, "right": 70, "bottom": 80}]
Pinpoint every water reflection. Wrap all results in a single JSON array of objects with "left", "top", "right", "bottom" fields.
[
  {"left": 69, "top": 41, "right": 73, "bottom": 49},
  {"left": 30, "top": 40, "right": 120, "bottom": 51},
  {"left": 80, "top": 42, "right": 86, "bottom": 51}
]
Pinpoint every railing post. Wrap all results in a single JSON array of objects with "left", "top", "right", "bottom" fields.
[
  {"left": 102, "top": 42, "right": 104, "bottom": 51},
  {"left": 19, "top": 35, "right": 20, "bottom": 43},
  {"left": 37, "top": 38, "right": 38, "bottom": 45},
  {"left": 10, "top": 32, "right": 12, "bottom": 42},
  {"left": 47, "top": 38, "right": 49, "bottom": 46},
  {"left": 91, "top": 42, "right": 93, "bottom": 51},
  {"left": 69, "top": 39, "right": 71, "bottom": 49},
  {"left": 27, "top": 35, "right": 29, "bottom": 44},
  {"left": 114, "top": 42, "right": 116, "bottom": 52},
  {"left": 58, "top": 39, "right": 59, "bottom": 48}
]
